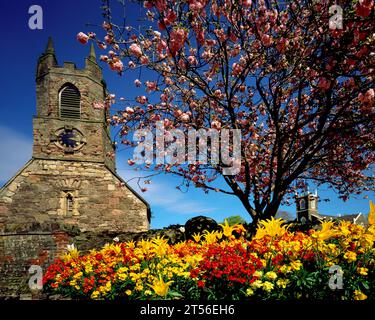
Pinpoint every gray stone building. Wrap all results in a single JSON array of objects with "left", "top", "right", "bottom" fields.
[
  {"left": 295, "top": 190, "right": 367, "bottom": 226},
  {"left": 0, "top": 38, "right": 150, "bottom": 233}
]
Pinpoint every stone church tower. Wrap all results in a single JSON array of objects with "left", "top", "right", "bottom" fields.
[
  {"left": 295, "top": 189, "right": 319, "bottom": 224},
  {"left": 0, "top": 38, "right": 150, "bottom": 233}
]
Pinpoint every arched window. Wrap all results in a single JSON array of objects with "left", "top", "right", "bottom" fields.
[
  {"left": 299, "top": 199, "right": 306, "bottom": 210},
  {"left": 59, "top": 84, "right": 81, "bottom": 119},
  {"left": 66, "top": 193, "right": 74, "bottom": 216}
]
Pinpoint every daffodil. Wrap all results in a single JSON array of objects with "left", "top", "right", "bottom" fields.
[
  {"left": 203, "top": 230, "right": 222, "bottom": 244},
  {"left": 290, "top": 260, "right": 303, "bottom": 271},
  {"left": 262, "top": 281, "right": 274, "bottom": 292},
  {"left": 219, "top": 219, "right": 235, "bottom": 238},
  {"left": 343, "top": 251, "right": 357, "bottom": 262},
  {"left": 246, "top": 288, "right": 254, "bottom": 296},
  {"left": 368, "top": 200, "right": 375, "bottom": 225},
  {"left": 148, "top": 275, "right": 174, "bottom": 297},
  {"left": 265, "top": 271, "right": 277, "bottom": 280},
  {"left": 276, "top": 279, "right": 289, "bottom": 288},
  {"left": 254, "top": 217, "right": 289, "bottom": 239},
  {"left": 357, "top": 267, "right": 368, "bottom": 276},
  {"left": 353, "top": 290, "right": 367, "bottom": 300},
  {"left": 313, "top": 221, "right": 337, "bottom": 241}
]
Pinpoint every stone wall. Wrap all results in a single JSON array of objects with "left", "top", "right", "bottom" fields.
[{"left": 0, "top": 159, "right": 149, "bottom": 233}]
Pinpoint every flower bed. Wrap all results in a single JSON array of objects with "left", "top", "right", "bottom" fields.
[{"left": 43, "top": 218, "right": 375, "bottom": 300}]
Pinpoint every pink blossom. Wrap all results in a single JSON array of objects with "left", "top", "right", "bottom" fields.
[
  {"left": 261, "top": 34, "right": 273, "bottom": 47},
  {"left": 211, "top": 120, "right": 221, "bottom": 130},
  {"left": 169, "top": 28, "right": 188, "bottom": 56},
  {"left": 174, "top": 109, "right": 183, "bottom": 118},
  {"left": 232, "top": 63, "right": 243, "bottom": 76},
  {"left": 358, "top": 89, "right": 375, "bottom": 104},
  {"left": 128, "top": 61, "right": 136, "bottom": 68},
  {"left": 126, "top": 107, "right": 135, "bottom": 114},
  {"left": 178, "top": 59, "right": 186, "bottom": 69},
  {"left": 276, "top": 38, "right": 288, "bottom": 53},
  {"left": 356, "top": 0, "right": 374, "bottom": 17},
  {"left": 180, "top": 113, "right": 190, "bottom": 122},
  {"left": 140, "top": 55, "right": 150, "bottom": 64},
  {"left": 129, "top": 43, "right": 143, "bottom": 57},
  {"left": 92, "top": 102, "right": 105, "bottom": 109},
  {"left": 143, "top": 1, "right": 153, "bottom": 9},
  {"left": 243, "top": 0, "right": 252, "bottom": 7},
  {"left": 77, "top": 32, "right": 89, "bottom": 45},
  {"left": 317, "top": 77, "right": 331, "bottom": 91},
  {"left": 100, "top": 55, "right": 108, "bottom": 62},
  {"left": 110, "top": 59, "right": 123, "bottom": 72},
  {"left": 157, "top": 39, "right": 167, "bottom": 53},
  {"left": 188, "top": 55, "right": 198, "bottom": 65},
  {"left": 157, "top": 20, "right": 166, "bottom": 31},
  {"left": 196, "top": 29, "right": 205, "bottom": 45},
  {"left": 104, "top": 35, "right": 113, "bottom": 44},
  {"left": 134, "top": 79, "right": 142, "bottom": 87},
  {"left": 128, "top": 159, "right": 135, "bottom": 166},
  {"left": 138, "top": 96, "right": 148, "bottom": 104},
  {"left": 98, "top": 42, "right": 107, "bottom": 50},
  {"left": 145, "top": 81, "right": 157, "bottom": 92}
]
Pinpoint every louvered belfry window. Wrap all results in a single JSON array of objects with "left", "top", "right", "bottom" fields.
[{"left": 59, "top": 84, "right": 81, "bottom": 119}]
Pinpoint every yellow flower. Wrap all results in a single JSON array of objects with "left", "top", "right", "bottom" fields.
[
  {"left": 91, "top": 291, "right": 100, "bottom": 299},
  {"left": 251, "top": 280, "right": 263, "bottom": 289},
  {"left": 313, "top": 221, "right": 337, "bottom": 241},
  {"left": 354, "top": 290, "right": 367, "bottom": 300},
  {"left": 265, "top": 271, "right": 278, "bottom": 281},
  {"left": 219, "top": 219, "right": 235, "bottom": 238},
  {"left": 246, "top": 288, "right": 254, "bottom": 296},
  {"left": 125, "top": 290, "right": 132, "bottom": 296},
  {"left": 254, "top": 218, "right": 289, "bottom": 239},
  {"left": 262, "top": 281, "right": 274, "bottom": 292},
  {"left": 253, "top": 271, "right": 263, "bottom": 278},
  {"left": 357, "top": 267, "right": 368, "bottom": 276},
  {"left": 276, "top": 279, "right": 289, "bottom": 289},
  {"left": 279, "top": 265, "right": 291, "bottom": 274},
  {"left": 147, "top": 275, "right": 174, "bottom": 297},
  {"left": 290, "top": 260, "right": 303, "bottom": 271},
  {"left": 192, "top": 233, "right": 202, "bottom": 243},
  {"left": 369, "top": 200, "right": 375, "bottom": 225},
  {"left": 343, "top": 251, "right": 357, "bottom": 262},
  {"left": 135, "top": 284, "right": 144, "bottom": 292},
  {"left": 144, "top": 290, "right": 152, "bottom": 296},
  {"left": 203, "top": 230, "right": 222, "bottom": 244},
  {"left": 117, "top": 273, "right": 127, "bottom": 281}
]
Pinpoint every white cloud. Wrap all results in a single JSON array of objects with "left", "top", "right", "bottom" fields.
[{"left": 0, "top": 126, "right": 32, "bottom": 185}]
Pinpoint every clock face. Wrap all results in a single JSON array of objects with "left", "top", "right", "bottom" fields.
[
  {"left": 59, "top": 131, "right": 79, "bottom": 148},
  {"left": 55, "top": 128, "right": 85, "bottom": 152}
]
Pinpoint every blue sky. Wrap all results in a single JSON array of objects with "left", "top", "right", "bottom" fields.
[{"left": 0, "top": 0, "right": 373, "bottom": 228}]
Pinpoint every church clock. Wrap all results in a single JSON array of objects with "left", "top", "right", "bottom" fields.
[{"left": 53, "top": 127, "right": 86, "bottom": 153}]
